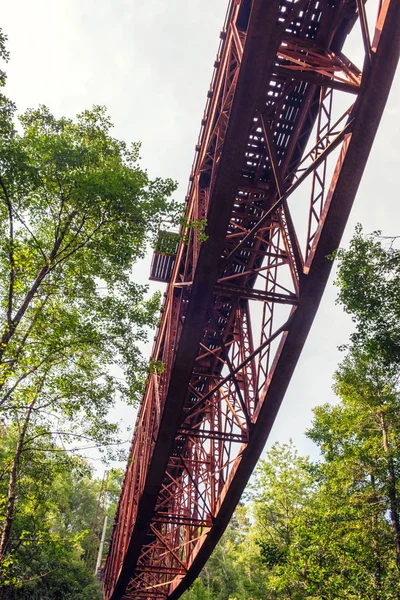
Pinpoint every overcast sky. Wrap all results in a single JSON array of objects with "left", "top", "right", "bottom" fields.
[{"left": 2, "top": 0, "right": 399, "bottom": 464}]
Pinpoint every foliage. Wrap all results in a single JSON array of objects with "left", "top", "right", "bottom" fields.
[
  {"left": 154, "top": 216, "right": 208, "bottom": 256},
  {"left": 183, "top": 227, "right": 400, "bottom": 599},
  {"left": 183, "top": 505, "right": 267, "bottom": 600},
  {"left": 0, "top": 24, "right": 179, "bottom": 587},
  {"left": 148, "top": 359, "right": 165, "bottom": 375},
  {"left": 155, "top": 230, "right": 180, "bottom": 255},
  {"left": 0, "top": 100, "right": 177, "bottom": 414},
  {"left": 0, "top": 31, "right": 179, "bottom": 455},
  {"left": 334, "top": 225, "right": 400, "bottom": 364},
  {"left": 181, "top": 218, "right": 208, "bottom": 244},
  {"left": 0, "top": 427, "right": 103, "bottom": 599},
  {"left": 1, "top": 17, "right": 400, "bottom": 600}
]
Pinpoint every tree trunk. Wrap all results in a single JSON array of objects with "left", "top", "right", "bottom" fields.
[
  {"left": 0, "top": 263, "right": 50, "bottom": 364},
  {"left": 370, "top": 473, "right": 383, "bottom": 597},
  {"left": 0, "top": 399, "right": 35, "bottom": 559},
  {"left": 0, "top": 228, "right": 66, "bottom": 366},
  {"left": 379, "top": 411, "right": 400, "bottom": 573}
]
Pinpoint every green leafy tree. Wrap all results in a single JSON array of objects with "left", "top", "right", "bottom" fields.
[
  {"left": 335, "top": 352, "right": 400, "bottom": 572},
  {"left": 334, "top": 225, "right": 400, "bottom": 364},
  {"left": 183, "top": 505, "right": 266, "bottom": 600},
  {"left": 0, "top": 27, "right": 178, "bottom": 562},
  {"left": 0, "top": 426, "right": 104, "bottom": 599},
  {"left": 183, "top": 228, "right": 400, "bottom": 600},
  {"left": 251, "top": 443, "right": 315, "bottom": 600},
  {"left": 308, "top": 405, "right": 397, "bottom": 597}
]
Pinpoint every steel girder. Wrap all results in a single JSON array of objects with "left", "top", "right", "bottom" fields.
[{"left": 103, "top": 0, "right": 400, "bottom": 598}]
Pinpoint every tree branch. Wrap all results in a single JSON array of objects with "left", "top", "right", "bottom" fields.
[
  {"left": 0, "top": 358, "right": 50, "bottom": 409},
  {"left": 52, "top": 213, "right": 89, "bottom": 261},
  {"left": 12, "top": 206, "right": 48, "bottom": 263},
  {"left": 50, "top": 218, "right": 106, "bottom": 270},
  {"left": 0, "top": 293, "right": 52, "bottom": 394},
  {"left": 26, "top": 440, "right": 128, "bottom": 453},
  {"left": 0, "top": 175, "right": 15, "bottom": 326}
]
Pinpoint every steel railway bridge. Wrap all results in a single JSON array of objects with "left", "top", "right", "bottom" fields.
[{"left": 103, "top": 0, "right": 400, "bottom": 598}]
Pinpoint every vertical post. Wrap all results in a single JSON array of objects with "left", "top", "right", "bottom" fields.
[{"left": 96, "top": 514, "right": 109, "bottom": 575}]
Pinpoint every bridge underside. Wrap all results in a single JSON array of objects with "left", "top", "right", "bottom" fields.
[{"left": 104, "top": 0, "right": 400, "bottom": 598}]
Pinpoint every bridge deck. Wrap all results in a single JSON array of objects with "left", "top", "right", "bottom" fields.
[{"left": 103, "top": 0, "right": 400, "bottom": 598}]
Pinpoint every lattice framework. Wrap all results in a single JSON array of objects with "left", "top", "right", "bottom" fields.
[{"left": 103, "top": 0, "right": 400, "bottom": 598}]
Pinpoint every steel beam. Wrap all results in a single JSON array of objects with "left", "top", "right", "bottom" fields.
[{"left": 103, "top": 0, "right": 399, "bottom": 598}]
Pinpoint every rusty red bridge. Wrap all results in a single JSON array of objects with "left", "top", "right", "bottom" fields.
[{"left": 103, "top": 0, "right": 400, "bottom": 598}]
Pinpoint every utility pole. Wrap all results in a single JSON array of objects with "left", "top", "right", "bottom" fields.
[
  {"left": 86, "top": 470, "right": 109, "bottom": 573},
  {"left": 95, "top": 514, "right": 108, "bottom": 576}
]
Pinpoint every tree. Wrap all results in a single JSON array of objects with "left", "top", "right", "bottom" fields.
[
  {"left": 336, "top": 352, "right": 400, "bottom": 571},
  {"left": 307, "top": 354, "right": 400, "bottom": 598},
  {"left": 0, "top": 100, "right": 176, "bottom": 412},
  {"left": 251, "top": 443, "right": 317, "bottom": 600},
  {"left": 331, "top": 225, "right": 400, "bottom": 583},
  {"left": 334, "top": 225, "right": 400, "bottom": 364},
  {"left": 183, "top": 504, "right": 266, "bottom": 600},
  {"left": 183, "top": 227, "right": 400, "bottom": 599},
  {"left": 182, "top": 426, "right": 400, "bottom": 599},
  {"left": 0, "top": 426, "right": 104, "bottom": 599},
  {"left": 0, "top": 27, "right": 178, "bottom": 562}
]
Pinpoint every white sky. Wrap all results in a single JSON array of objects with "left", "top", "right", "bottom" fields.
[{"left": 2, "top": 0, "right": 399, "bottom": 464}]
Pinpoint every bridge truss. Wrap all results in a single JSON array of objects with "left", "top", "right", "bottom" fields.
[{"left": 104, "top": 0, "right": 400, "bottom": 598}]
